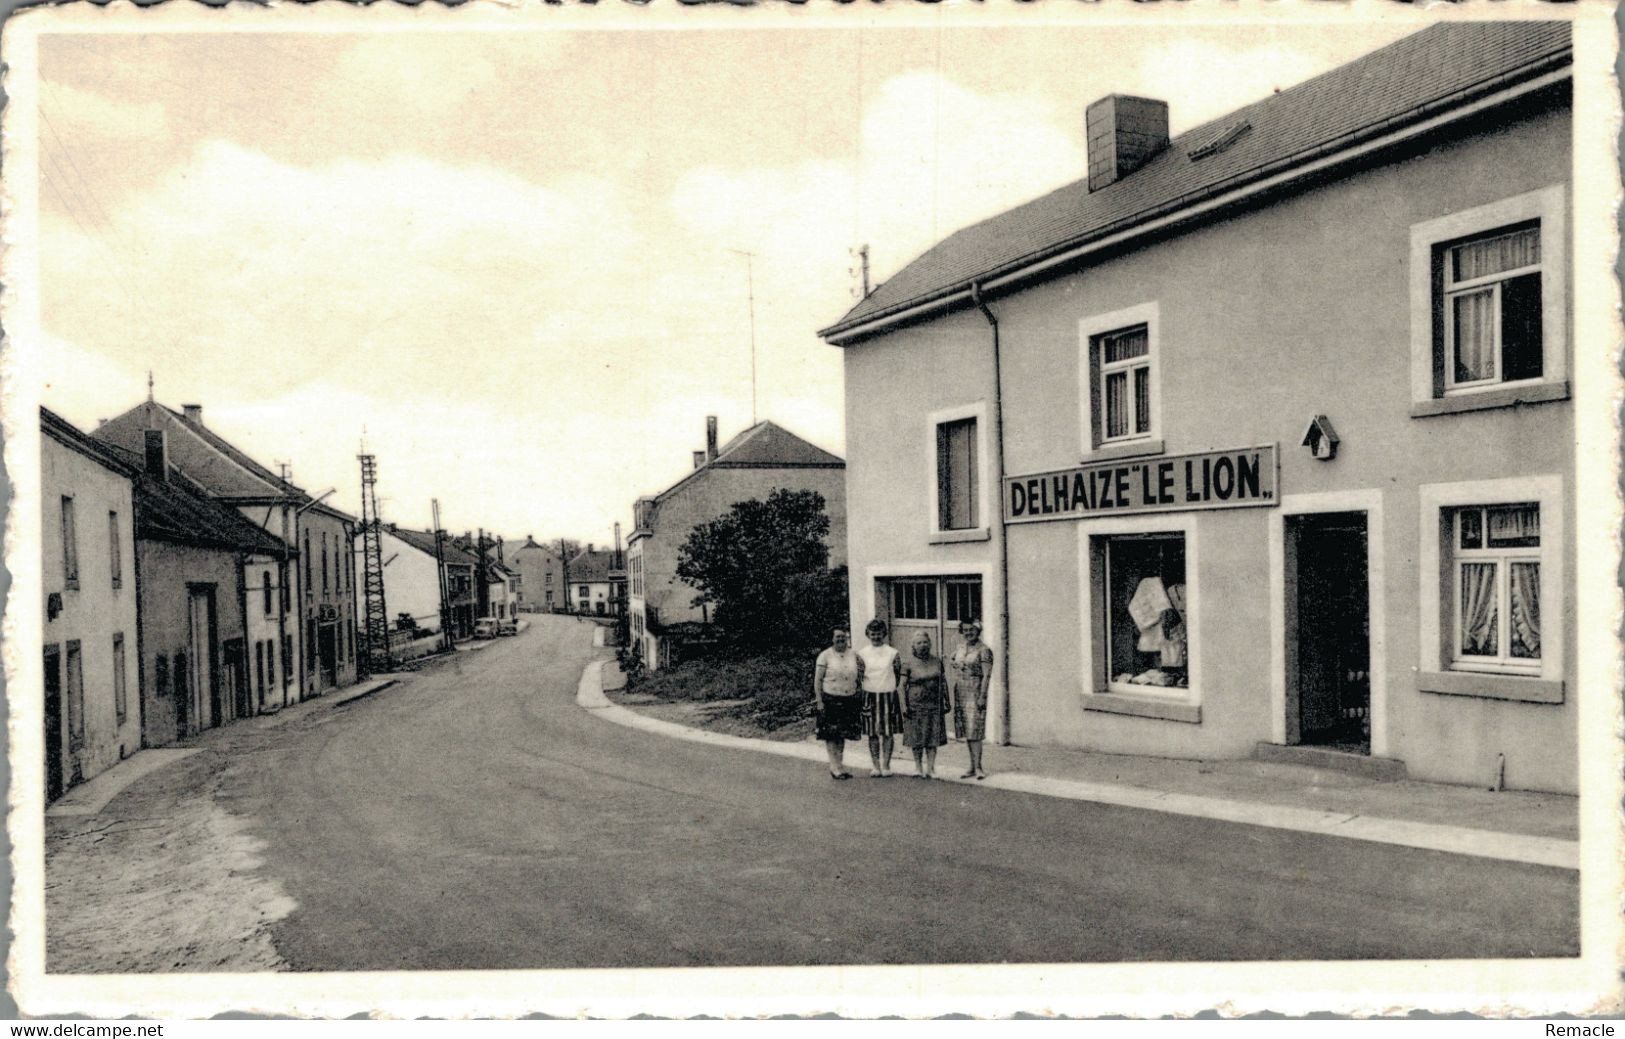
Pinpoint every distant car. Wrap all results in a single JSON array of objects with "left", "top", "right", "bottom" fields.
[
  {"left": 473, "top": 618, "right": 499, "bottom": 639},
  {"left": 497, "top": 618, "right": 518, "bottom": 636}
]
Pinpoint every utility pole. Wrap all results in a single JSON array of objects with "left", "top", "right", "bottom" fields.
[
  {"left": 432, "top": 499, "right": 452, "bottom": 650},
  {"left": 476, "top": 527, "right": 491, "bottom": 619},
  {"left": 726, "top": 247, "right": 758, "bottom": 425},
  {"left": 357, "top": 453, "right": 391, "bottom": 676},
  {"left": 559, "top": 538, "right": 572, "bottom": 615}
]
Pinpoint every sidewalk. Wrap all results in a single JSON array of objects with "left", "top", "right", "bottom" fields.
[
  {"left": 584, "top": 661, "right": 1577, "bottom": 870},
  {"left": 46, "top": 675, "right": 400, "bottom": 818}
]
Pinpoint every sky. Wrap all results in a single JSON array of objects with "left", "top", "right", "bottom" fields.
[{"left": 35, "top": 18, "right": 1425, "bottom": 544}]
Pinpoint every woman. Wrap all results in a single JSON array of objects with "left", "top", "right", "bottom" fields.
[
  {"left": 898, "top": 631, "right": 947, "bottom": 779},
  {"left": 950, "top": 620, "right": 995, "bottom": 779},
  {"left": 857, "top": 619, "right": 903, "bottom": 778},
  {"left": 813, "top": 626, "right": 865, "bottom": 780}
]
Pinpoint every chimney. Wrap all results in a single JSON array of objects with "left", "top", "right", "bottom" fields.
[
  {"left": 705, "top": 415, "right": 719, "bottom": 463},
  {"left": 1086, "top": 95, "right": 1169, "bottom": 192},
  {"left": 143, "top": 429, "right": 168, "bottom": 481},
  {"left": 692, "top": 450, "right": 706, "bottom": 469},
  {"left": 181, "top": 403, "right": 203, "bottom": 425}
]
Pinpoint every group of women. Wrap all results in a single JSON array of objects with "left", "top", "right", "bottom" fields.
[{"left": 811, "top": 618, "right": 994, "bottom": 781}]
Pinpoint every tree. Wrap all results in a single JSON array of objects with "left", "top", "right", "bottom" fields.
[{"left": 675, "top": 489, "right": 840, "bottom": 651}]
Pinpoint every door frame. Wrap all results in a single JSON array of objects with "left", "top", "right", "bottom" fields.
[
  {"left": 1269, "top": 490, "right": 1388, "bottom": 757},
  {"left": 44, "top": 644, "right": 63, "bottom": 803}
]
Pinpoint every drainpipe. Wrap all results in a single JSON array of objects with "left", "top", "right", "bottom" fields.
[{"left": 970, "top": 281, "right": 1013, "bottom": 747}]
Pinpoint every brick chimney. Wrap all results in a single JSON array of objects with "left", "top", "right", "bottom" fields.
[
  {"left": 705, "top": 415, "right": 719, "bottom": 463},
  {"left": 1086, "top": 95, "right": 1169, "bottom": 192},
  {"left": 181, "top": 403, "right": 204, "bottom": 425},
  {"left": 143, "top": 429, "right": 168, "bottom": 481},
  {"left": 692, "top": 450, "right": 706, "bottom": 469}
]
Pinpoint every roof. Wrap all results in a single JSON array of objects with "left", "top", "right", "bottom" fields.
[
  {"left": 94, "top": 441, "right": 291, "bottom": 555},
  {"left": 388, "top": 526, "right": 479, "bottom": 567},
  {"left": 821, "top": 21, "right": 1572, "bottom": 341},
  {"left": 94, "top": 401, "right": 358, "bottom": 522},
  {"left": 567, "top": 549, "right": 619, "bottom": 584},
  {"left": 646, "top": 420, "right": 844, "bottom": 508},
  {"left": 42, "top": 407, "right": 138, "bottom": 480}
]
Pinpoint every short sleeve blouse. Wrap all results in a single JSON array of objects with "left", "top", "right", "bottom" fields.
[{"left": 816, "top": 647, "right": 860, "bottom": 696}]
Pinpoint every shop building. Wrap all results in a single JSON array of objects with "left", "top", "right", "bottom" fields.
[
  {"left": 820, "top": 22, "right": 1575, "bottom": 792},
  {"left": 626, "top": 416, "right": 847, "bottom": 669}
]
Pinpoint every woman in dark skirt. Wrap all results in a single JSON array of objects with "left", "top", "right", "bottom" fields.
[
  {"left": 813, "top": 626, "right": 865, "bottom": 779},
  {"left": 899, "top": 631, "right": 948, "bottom": 779}
]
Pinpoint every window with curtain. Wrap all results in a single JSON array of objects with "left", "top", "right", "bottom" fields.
[
  {"left": 1452, "top": 503, "right": 1540, "bottom": 671},
  {"left": 935, "top": 417, "right": 979, "bottom": 531},
  {"left": 1441, "top": 222, "right": 1542, "bottom": 392},
  {"left": 1095, "top": 324, "right": 1153, "bottom": 444}
]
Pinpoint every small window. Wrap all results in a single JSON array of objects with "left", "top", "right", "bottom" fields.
[
  {"left": 61, "top": 497, "right": 79, "bottom": 589},
  {"left": 108, "top": 511, "right": 122, "bottom": 590},
  {"left": 1439, "top": 223, "right": 1543, "bottom": 392},
  {"left": 1102, "top": 534, "right": 1188, "bottom": 693},
  {"left": 304, "top": 533, "right": 313, "bottom": 594},
  {"left": 155, "top": 654, "right": 170, "bottom": 699},
  {"left": 263, "top": 570, "right": 275, "bottom": 616},
  {"left": 891, "top": 580, "right": 938, "bottom": 621},
  {"left": 580, "top": 585, "right": 590, "bottom": 597},
  {"left": 1096, "top": 324, "right": 1153, "bottom": 443},
  {"left": 935, "top": 417, "right": 979, "bottom": 531},
  {"left": 113, "top": 633, "right": 127, "bottom": 723},
  {"left": 944, "top": 578, "right": 983, "bottom": 625},
  {"left": 1451, "top": 503, "right": 1541, "bottom": 672},
  {"left": 65, "top": 641, "right": 84, "bottom": 746}
]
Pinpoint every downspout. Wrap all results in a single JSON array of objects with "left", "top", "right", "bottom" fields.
[{"left": 969, "top": 281, "right": 1013, "bottom": 747}]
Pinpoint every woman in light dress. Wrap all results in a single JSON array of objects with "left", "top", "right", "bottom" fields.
[
  {"left": 950, "top": 620, "right": 995, "bottom": 780},
  {"left": 857, "top": 619, "right": 903, "bottom": 778},
  {"left": 813, "top": 626, "right": 865, "bottom": 780},
  {"left": 898, "top": 631, "right": 948, "bottom": 779}
]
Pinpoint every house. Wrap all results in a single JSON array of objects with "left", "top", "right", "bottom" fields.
[
  {"left": 110, "top": 428, "right": 291, "bottom": 746},
  {"left": 820, "top": 23, "right": 1576, "bottom": 793},
  {"left": 95, "top": 400, "right": 359, "bottom": 699},
  {"left": 373, "top": 525, "right": 480, "bottom": 641},
  {"left": 626, "top": 416, "right": 847, "bottom": 669},
  {"left": 488, "top": 559, "right": 520, "bottom": 621},
  {"left": 566, "top": 546, "right": 618, "bottom": 616},
  {"left": 502, "top": 536, "right": 565, "bottom": 612},
  {"left": 41, "top": 409, "right": 141, "bottom": 801}
]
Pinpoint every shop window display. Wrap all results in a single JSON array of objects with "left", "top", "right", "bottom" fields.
[{"left": 1104, "top": 535, "right": 1188, "bottom": 692}]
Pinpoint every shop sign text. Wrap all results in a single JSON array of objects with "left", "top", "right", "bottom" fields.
[{"left": 1004, "top": 445, "right": 1278, "bottom": 524}]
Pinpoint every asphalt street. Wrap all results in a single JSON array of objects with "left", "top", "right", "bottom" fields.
[{"left": 220, "top": 615, "right": 1579, "bottom": 970}]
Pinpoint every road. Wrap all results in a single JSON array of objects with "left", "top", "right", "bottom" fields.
[{"left": 192, "top": 615, "right": 1576, "bottom": 969}]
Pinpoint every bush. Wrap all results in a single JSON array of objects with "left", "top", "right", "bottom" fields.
[
  {"left": 632, "top": 650, "right": 815, "bottom": 732},
  {"left": 616, "top": 640, "right": 645, "bottom": 685}
]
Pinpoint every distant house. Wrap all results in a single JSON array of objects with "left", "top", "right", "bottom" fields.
[
  {"left": 374, "top": 526, "right": 480, "bottom": 641},
  {"left": 42, "top": 408, "right": 141, "bottom": 802},
  {"left": 502, "top": 536, "right": 565, "bottom": 612},
  {"left": 95, "top": 400, "right": 358, "bottom": 699},
  {"left": 488, "top": 560, "right": 520, "bottom": 621},
  {"left": 626, "top": 416, "right": 846, "bottom": 669},
  {"left": 567, "top": 547, "right": 618, "bottom": 616},
  {"left": 110, "top": 427, "right": 290, "bottom": 746}
]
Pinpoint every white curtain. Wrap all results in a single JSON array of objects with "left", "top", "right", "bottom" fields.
[
  {"left": 1459, "top": 562, "right": 1498, "bottom": 656},
  {"left": 1510, "top": 562, "right": 1541, "bottom": 659},
  {"left": 1105, "top": 371, "right": 1128, "bottom": 438},
  {"left": 1453, "top": 227, "right": 1540, "bottom": 281},
  {"left": 1489, "top": 504, "right": 1540, "bottom": 545},
  {"left": 1452, "top": 290, "right": 1496, "bottom": 383}
]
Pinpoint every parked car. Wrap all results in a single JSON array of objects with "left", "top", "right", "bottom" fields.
[
  {"left": 497, "top": 618, "right": 518, "bottom": 636},
  {"left": 473, "top": 618, "right": 499, "bottom": 639}
]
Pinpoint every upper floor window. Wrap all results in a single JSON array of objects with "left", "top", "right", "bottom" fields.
[
  {"left": 60, "top": 496, "right": 79, "bottom": 589},
  {"left": 263, "top": 569, "right": 275, "bottom": 615},
  {"left": 1410, "top": 186, "right": 1567, "bottom": 417},
  {"left": 936, "top": 417, "right": 979, "bottom": 531},
  {"left": 108, "top": 510, "right": 122, "bottom": 590},
  {"left": 1080, "top": 301, "right": 1161, "bottom": 455}
]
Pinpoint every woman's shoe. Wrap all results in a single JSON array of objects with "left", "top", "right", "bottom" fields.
[
  {"left": 960, "top": 770, "right": 976, "bottom": 779},
  {"left": 869, "top": 769, "right": 883, "bottom": 778}
]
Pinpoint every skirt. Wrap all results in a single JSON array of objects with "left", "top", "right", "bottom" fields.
[
  {"left": 862, "top": 690, "right": 903, "bottom": 738},
  {"left": 815, "top": 693, "right": 864, "bottom": 742},
  {"left": 902, "top": 688, "right": 948, "bottom": 749},
  {"left": 952, "top": 687, "right": 987, "bottom": 742}
]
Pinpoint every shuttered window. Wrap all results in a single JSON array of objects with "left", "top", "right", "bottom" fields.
[{"left": 936, "top": 417, "right": 979, "bottom": 531}]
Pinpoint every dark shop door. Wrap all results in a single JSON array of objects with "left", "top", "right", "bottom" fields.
[
  {"left": 1293, "top": 512, "right": 1371, "bottom": 753},
  {"left": 44, "top": 645, "right": 63, "bottom": 803},
  {"left": 318, "top": 623, "right": 338, "bottom": 688}
]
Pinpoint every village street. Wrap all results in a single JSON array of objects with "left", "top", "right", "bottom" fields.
[{"left": 48, "top": 614, "right": 1577, "bottom": 972}]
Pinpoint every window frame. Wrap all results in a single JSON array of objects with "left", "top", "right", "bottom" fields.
[
  {"left": 108, "top": 510, "right": 122, "bottom": 590},
  {"left": 926, "top": 401, "right": 990, "bottom": 544},
  {"left": 1080, "top": 302, "right": 1162, "bottom": 459},
  {"left": 1448, "top": 504, "right": 1543, "bottom": 675},
  {"left": 1439, "top": 224, "right": 1544, "bottom": 394},
  {"left": 1417, "top": 475, "right": 1564, "bottom": 702},
  {"left": 113, "top": 633, "right": 128, "bottom": 724},
  {"left": 1410, "top": 186, "right": 1568, "bottom": 415},
  {"left": 65, "top": 640, "right": 84, "bottom": 748},
  {"left": 60, "top": 496, "right": 79, "bottom": 590}
]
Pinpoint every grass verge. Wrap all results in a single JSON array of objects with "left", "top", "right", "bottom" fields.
[{"left": 618, "top": 651, "right": 816, "bottom": 742}]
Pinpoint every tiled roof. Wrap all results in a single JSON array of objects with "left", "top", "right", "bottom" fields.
[
  {"left": 822, "top": 21, "right": 1572, "bottom": 340},
  {"left": 95, "top": 441, "right": 290, "bottom": 555},
  {"left": 649, "top": 420, "right": 844, "bottom": 505},
  {"left": 567, "top": 549, "right": 619, "bottom": 584},
  {"left": 42, "top": 407, "right": 138, "bottom": 479},
  {"left": 388, "top": 526, "right": 478, "bottom": 567}
]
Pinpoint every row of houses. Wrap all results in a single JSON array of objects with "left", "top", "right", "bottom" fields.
[
  {"left": 43, "top": 400, "right": 362, "bottom": 802},
  {"left": 818, "top": 21, "right": 1577, "bottom": 794}
]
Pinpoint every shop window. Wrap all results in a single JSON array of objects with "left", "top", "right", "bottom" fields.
[
  {"left": 936, "top": 417, "right": 979, "bottom": 531},
  {"left": 113, "top": 634, "right": 127, "bottom": 723},
  {"left": 1450, "top": 503, "right": 1541, "bottom": 673},
  {"left": 1101, "top": 534, "right": 1188, "bottom": 694},
  {"left": 108, "top": 511, "right": 122, "bottom": 590},
  {"left": 1409, "top": 186, "right": 1567, "bottom": 416},
  {"left": 60, "top": 496, "right": 79, "bottom": 590}
]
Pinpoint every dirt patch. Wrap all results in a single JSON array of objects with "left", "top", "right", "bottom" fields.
[
  {"left": 45, "top": 748, "right": 296, "bottom": 973},
  {"left": 609, "top": 689, "right": 814, "bottom": 743}
]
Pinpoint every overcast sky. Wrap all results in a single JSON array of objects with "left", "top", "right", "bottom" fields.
[{"left": 37, "top": 19, "right": 1424, "bottom": 543}]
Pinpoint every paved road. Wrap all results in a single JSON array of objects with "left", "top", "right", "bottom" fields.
[{"left": 220, "top": 615, "right": 1577, "bottom": 970}]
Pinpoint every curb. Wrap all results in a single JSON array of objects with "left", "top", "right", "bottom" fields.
[{"left": 575, "top": 661, "right": 1578, "bottom": 871}]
